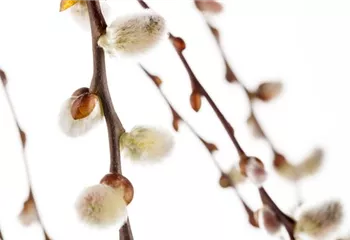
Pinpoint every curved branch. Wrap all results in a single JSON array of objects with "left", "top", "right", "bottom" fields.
[
  {"left": 85, "top": 2, "right": 133, "bottom": 240},
  {"left": 0, "top": 69, "right": 51, "bottom": 239},
  {"left": 139, "top": 64, "right": 258, "bottom": 227},
  {"left": 136, "top": 1, "right": 296, "bottom": 239}
]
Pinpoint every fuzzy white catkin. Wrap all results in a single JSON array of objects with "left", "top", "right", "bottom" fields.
[
  {"left": 75, "top": 184, "right": 128, "bottom": 228},
  {"left": 245, "top": 158, "right": 267, "bottom": 186},
  {"left": 120, "top": 126, "right": 174, "bottom": 163},
  {"left": 257, "top": 206, "right": 281, "bottom": 235},
  {"left": 295, "top": 200, "right": 343, "bottom": 239},
  {"left": 58, "top": 97, "right": 103, "bottom": 137},
  {"left": 98, "top": 10, "right": 166, "bottom": 56},
  {"left": 228, "top": 166, "right": 245, "bottom": 185}
]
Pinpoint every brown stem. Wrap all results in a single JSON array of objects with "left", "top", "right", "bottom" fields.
[
  {"left": 0, "top": 230, "right": 3, "bottom": 240},
  {"left": 85, "top": 2, "right": 133, "bottom": 239},
  {"left": 136, "top": 1, "right": 296, "bottom": 238},
  {"left": 0, "top": 70, "right": 51, "bottom": 239},
  {"left": 200, "top": 12, "right": 297, "bottom": 240},
  {"left": 139, "top": 64, "right": 258, "bottom": 227},
  {"left": 205, "top": 20, "right": 304, "bottom": 209},
  {"left": 259, "top": 188, "right": 296, "bottom": 239},
  {"left": 205, "top": 21, "right": 279, "bottom": 154}
]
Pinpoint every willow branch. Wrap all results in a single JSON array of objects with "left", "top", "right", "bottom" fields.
[
  {"left": 85, "top": 2, "right": 133, "bottom": 239},
  {"left": 136, "top": 1, "right": 296, "bottom": 238},
  {"left": 0, "top": 69, "right": 50, "bottom": 240},
  {"left": 204, "top": 20, "right": 305, "bottom": 208},
  {"left": 205, "top": 20, "right": 279, "bottom": 153},
  {"left": 139, "top": 64, "right": 258, "bottom": 227}
]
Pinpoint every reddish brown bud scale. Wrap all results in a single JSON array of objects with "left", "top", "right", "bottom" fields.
[
  {"left": 219, "top": 174, "right": 231, "bottom": 188},
  {"left": 190, "top": 91, "right": 202, "bottom": 112},
  {"left": 153, "top": 76, "right": 162, "bottom": 87},
  {"left": 204, "top": 142, "right": 218, "bottom": 153},
  {"left": 225, "top": 63, "right": 237, "bottom": 83},
  {"left": 194, "top": 0, "right": 223, "bottom": 14},
  {"left": 71, "top": 94, "right": 98, "bottom": 120},
  {"left": 100, "top": 173, "right": 134, "bottom": 205},
  {"left": 199, "top": 135, "right": 218, "bottom": 152},
  {"left": 239, "top": 156, "right": 250, "bottom": 176},
  {"left": 256, "top": 82, "right": 282, "bottom": 102},
  {"left": 19, "top": 129, "right": 26, "bottom": 147},
  {"left": 19, "top": 192, "right": 38, "bottom": 225},
  {"left": 72, "top": 87, "right": 90, "bottom": 97},
  {"left": 172, "top": 117, "right": 180, "bottom": 132},
  {"left": 170, "top": 35, "right": 186, "bottom": 52},
  {"left": 273, "top": 153, "right": 287, "bottom": 168}
]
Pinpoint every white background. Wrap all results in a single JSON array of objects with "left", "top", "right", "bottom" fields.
[{"left": 1, "top": 0, "right": 350, "bottom": 239}]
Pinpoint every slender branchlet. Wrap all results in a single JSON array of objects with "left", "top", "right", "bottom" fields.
[
  {"left": 139, "top": 64, "right": 258, "bottom": 227},
  {"left": 85, "top": 1, "right": 133, "bottom": 239},
  {"left": 199, "top": 12, "right": 281, "bottom": 160},
  {"left": 0, "top": 69, "right": 51, "bottom": 240},
  {"left": 195, "top": 3, "right": 323, "bottom": 210},
  {"left": 136, "top": 1, "right": 296, "bottom": 239}
]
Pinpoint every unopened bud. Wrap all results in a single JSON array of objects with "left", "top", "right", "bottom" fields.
[
  {"left": 19, "top": 194, "right": 38, "bottom": 226},
  {"left": 58, "top": 88, "right": 104, "bottom": 137},
  {"left": 72, "top": 87, "right": 90, "bottom": 97},
  {"left": 255, "top": 206, "right": 282, "bottom": 235},
  {"left": 194, "top": 0, "right": 223, "bottom": 14},
  {"left": 172, "top": 115, "right": 181, "bottom": 132},
  {"left": 98, "top": 10, "right": 166, "bottom": 56},
  {"left": 100, "top": 173, "right": 134, "bottom": 205},
  {"left": 240, "top": 157, "right": 267, "bottom": 186},
  {"left": 71, "top": 93, "right": 99, "bottom": 120},
  {"left": 190, "top": 91, "right": 202, "bottom": 112},
  {"left": 219, "top": 174, "right": 231, "bottom": 188},
  {"left": 170, "top": 36, "right": 186, "bottom": 52},
  {"left": 295, "top": 200, "right": 343, "bottom": 238},
  {"left": 0, "top": 69, "right": 7, "bottom": 86},
  {"left": 256, "top": 81, "right": 283, "bottom": 102},
  {"left": 273, "top": 153, "right": 299, "bottom": 181}
]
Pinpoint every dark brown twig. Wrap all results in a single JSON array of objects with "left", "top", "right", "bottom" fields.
[
  {"left": 136, "top": 1, "right": 296, "bottom": 238},
  {"left": 0, "top": 70, "right": 51, "bottom": 239},
  {"left": 139, "top": 64, "right": 258, "bottom": 227},
  {"left": 85, "top": 2, "right": 133, "bottom": 240}
]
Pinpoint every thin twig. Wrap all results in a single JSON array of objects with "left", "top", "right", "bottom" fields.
[
  {"left": 201, "top": 14, "right": 303, "bottom": 208},
  {"left": 139, "top": 64, "right": 258, "bottom": 227},
  {"left": 204, "top": 19, "right": 279, "bottom": 154},
  {"left": 85, "top": 2, "right": 133, "bottom": 240},
  {"left": 136, "top": 1, "right": 296, "bottom": 239},
  {"left": 0, "top": 70, "right": 51, "bottom": 239}
]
